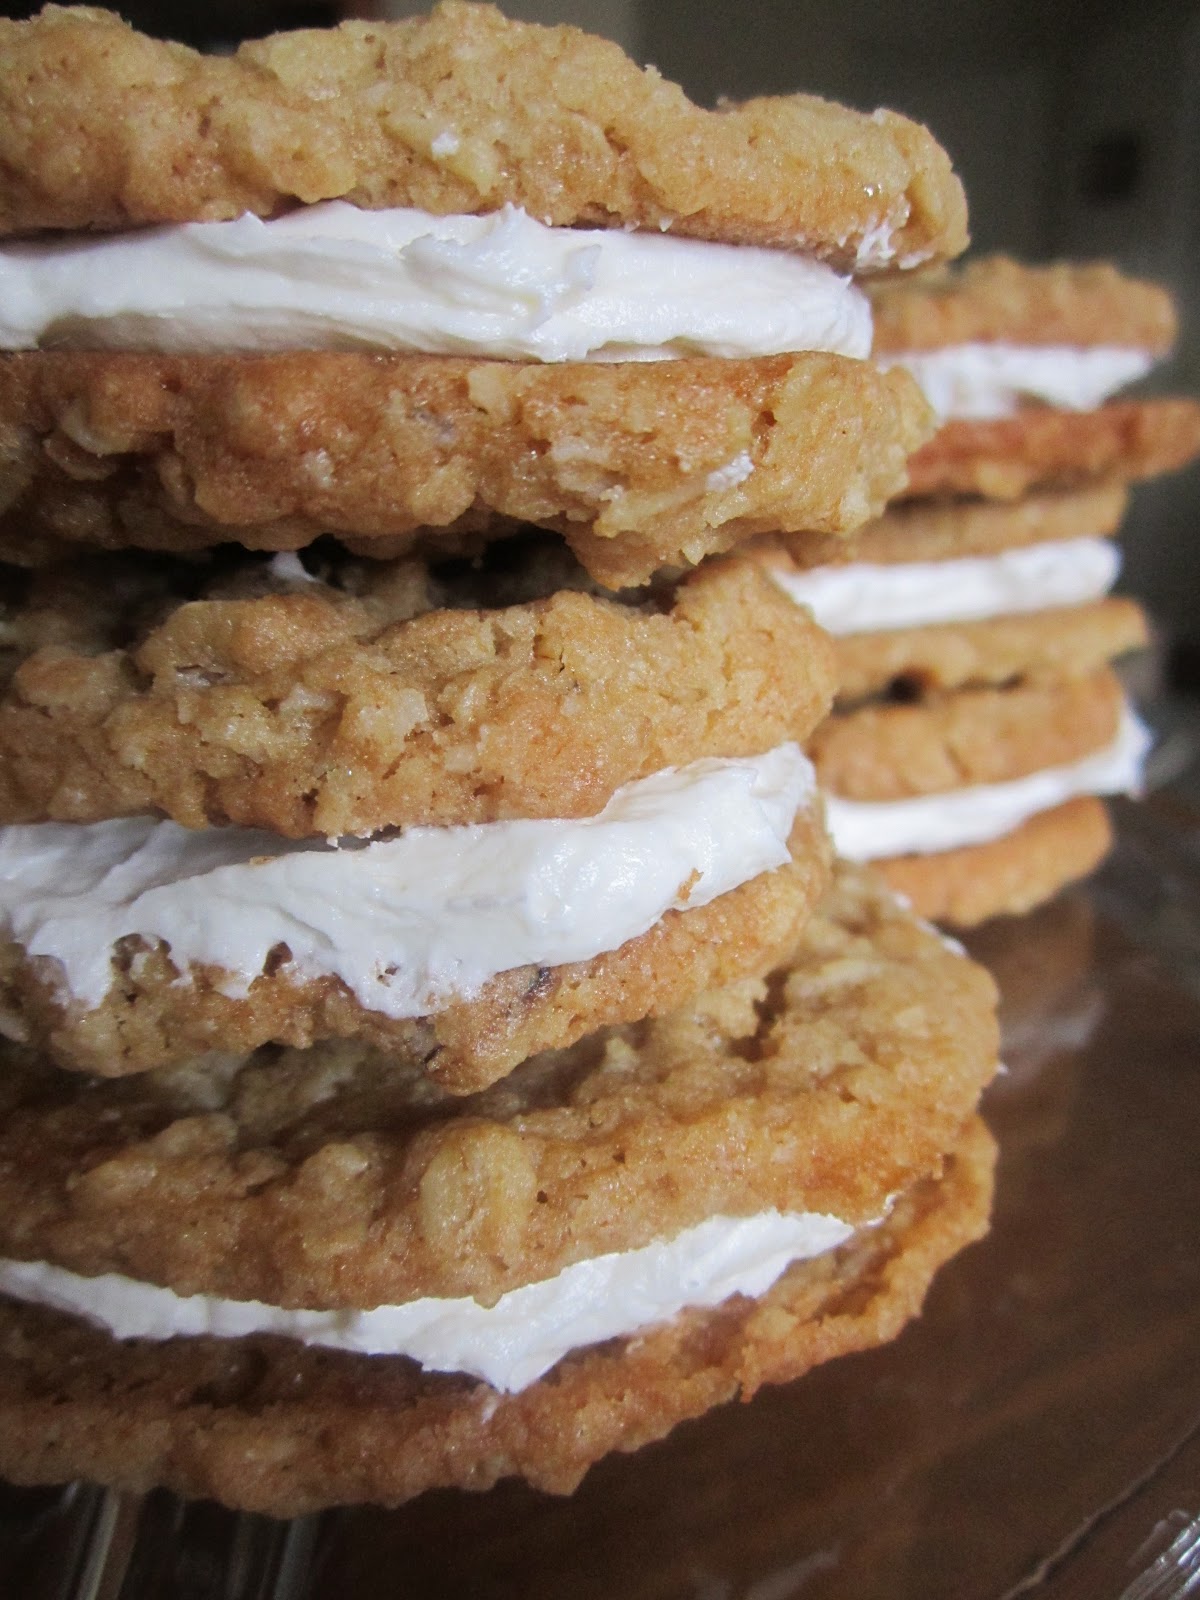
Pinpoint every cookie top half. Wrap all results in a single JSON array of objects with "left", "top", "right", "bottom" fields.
[
  {"left": 0, "top": 3, "right": 967, "bottom": 267},
  {"left": 871, "top": 256, "right": 1177, "bottom": 353}
]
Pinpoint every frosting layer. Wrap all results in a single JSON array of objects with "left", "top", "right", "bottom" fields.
[
  {"left": 880, "top": 343, "right": 1153, "bottom": 420},
  {"left": 771, "top": 536, "right": 1120, "bottom": 635},
  {"left": 0, "top": 1207, "right": 858, "bottom": 1393},
  {"left": 0, "top": 746, "right": 814, "bottom": 1016},
  {"left": 826, "top": 706, "right": 1150, "bottom": 860},
  {"left": 0, "top": 202, "right": 872, "bottom": 362}
]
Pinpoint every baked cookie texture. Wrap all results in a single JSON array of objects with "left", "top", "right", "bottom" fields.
[
  {"left": 0, "top": 4, "right": 967, "bottom": 266},
  {"left": 0, "top": 1118, "right": 994, "bottom": 1515},
  {"left": 0, "top": 543, "right": 836, "bottom": 836},
  {"left": 902, "top": 397, "right": 1200, "bottom": 501},
  {"left": 774, "top": 484, "right": 1129, "bottom": 572},
  {"left": 0, "top": 351, "right": 933, "bottom": 585},
  {"left": 0, "top": 865, "right": 997, "bottom": 1307},
  {"left": 870, "top": 256, "right": 1177, "bottom": 353},
  {"left": 0, "top": 803, "right": 831, "bottom": 1087},
  {"left": 811, "top": 668, "right": 1124, "bottom": 802},
  {"left": 878, "top": 796, "right": 1112, "bottom": 928},
  {"left": 832, "top": 598, "right": 1148, "bottom": 701}
]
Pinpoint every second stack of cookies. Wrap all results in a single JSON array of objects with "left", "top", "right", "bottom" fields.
[{"left": 760, "top": 258, "right": 1200, "bottom": 925}]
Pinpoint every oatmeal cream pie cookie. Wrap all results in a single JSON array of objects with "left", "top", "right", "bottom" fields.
[
  {"left": 742, "top": 487, "right": 1151, "bottom": 924},
  {"left": 758, "top": 486, "right": 1149, "bottom": 700},
  {"left": 0, "top": 2, "right": 962, "bottom": 582},
  {"left": 0, "top": 865, "right": 999, "bottom": 1514},
  {"left": 0, "top": 539, "right": 837, "bottom": 1086},
  {"left": 870, "top": 257, "right": 1200, "bottom": 500},
  {"left": 809, "top": 669, "right": 1150, "bottom": 926}
]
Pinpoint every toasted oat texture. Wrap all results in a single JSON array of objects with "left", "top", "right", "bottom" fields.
[
  {"left": 811, "top": 668, "right": 1123, "bottom": 802},
  {"left": 903, "top": 398, "right": 1200, "bottom": 501},
  {"left": 871, "top": 257, "right": 1176, "bottom": 353},
  {"left": 0, "top": 351, "right": 933, "bottom": 587},
  {"left": 773, "top": 484, "right": 1129, "bottom": 572},
  {"left": 0, "top": 866, "right": 996, "bottom": 1306},
  {"left": 0, "top": 3, "right": 967, "bottom": 265},
  {"left": 0, "top": 543, "right": 835, "bottom": 836},
  {"left": 0, "top": 1118, "right": 993, "bottom": 1514},
  {"left": 834, "top": 598, "right": 1149, "bottom": 701},
  {"left": 879, "top": 797, "right": 1111, "bottom": 927},
  {"left": 0, "top": 804, "right": 831, "bottom": 1087}
]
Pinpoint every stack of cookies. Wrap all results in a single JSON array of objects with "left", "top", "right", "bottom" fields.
[
  {"left": 759, "top": 258, "right": 1200, "bottom": 926},
  {"left": 0, "top": 3, "right": 999, "bottom": 1513}
]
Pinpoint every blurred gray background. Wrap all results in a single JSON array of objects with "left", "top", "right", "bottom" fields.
[{"left": 4, "top": 0, "right": 1198, "bottom": 674}]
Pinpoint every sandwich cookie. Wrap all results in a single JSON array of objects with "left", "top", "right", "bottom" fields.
[
  {"left": 811, "top": 672, "right": 1149, "bottom": 925},
  {"left": 0, "top": 865, "right": 998, "bottom": 1513},
  {"left": 0, "top": 540, "right": 837, "bottom": 1086},
  {"left": 764, "top": 488, "right": 1149, "bottom": 699},
  {"left": 0, "top": 3, "right": 968, "bottom": 582},
  {"left": 870, "top": 257, "right": 1200, "bottom": 500}
]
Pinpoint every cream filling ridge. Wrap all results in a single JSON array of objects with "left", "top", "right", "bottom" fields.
[
  {"left": 826, "top": 704, "right": 1151, "bottom": 860},
  {"left": 879, "top": 343, "right": 1154, "bottom": 420},
  {"left": 0, "top": 1207, "right": 861, "bottom": 1394},
  {"left": 0, "top": 202, "right": 872, "bottom": 362},
  {"left": 770, "top": 536, "right": 1120, "bottom": 635},
  {"left": 0, "top": 745, "right": 814, "bottom": 1016}
]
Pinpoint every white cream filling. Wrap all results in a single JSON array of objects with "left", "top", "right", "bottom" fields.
[
  {"left": 0, "top": 745, "right": 814, "bottom": 1016},
  {"left": 770, "top": 536, "right": 1120, "bottom": 635},
  {"left": 0, "top": 202, "right": 872, "bottom": 362},
  {"left": 0, "top": 1207, "right": 860, "bottom": 1393},
  {"left": 826, "top": 704, "right": 1151, "bottom": 861},
  {"left": 879, "top": 343, "right": 1154, "bottom": 420}
]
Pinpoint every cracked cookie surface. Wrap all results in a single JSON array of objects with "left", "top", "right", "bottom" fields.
[
  {"left": 0, "top": 351, "right": 933, "bottom": 585},
  {"left": 0, "top": 3, "right": 966, "bottom": 265},
  {"left": 0, "top": 540, "right": 835, "bottom": 837}
]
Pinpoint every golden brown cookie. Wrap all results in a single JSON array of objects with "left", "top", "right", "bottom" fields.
[
  {"left": 834, "top": 598, "right": 1149, "bottom": 701},
  {"left": 774, "top": 484, "right": 1129, "bottom": 572},
  {"left": 878, "top": 796, "right": 1112, "bottom": 927},
  {"left": 0, "top": 864, "right": 997, "bottom": 1306},
  {"left": 0, "top": 4, "right": 967, "bottom": 266},
  {"left": 902, "top": 397, "right": 1200, "bottom": 501},
  {"left": 0, "top": 350, "right": 933, "bottom": 585},
  {"left": 0, "top": 802, "right": 831, "bottom": 1088},
  {"left": 0, "top": 1116, "right": 993, "bottom": 1514},
  {"left": 870, "top": 257, "right": 1177, "bottom": 353},
  {"left": 811, "top": 669, "right": 1124, "bottom": 802},
  {"left": 0, "top": 542, "right": 835, "bottom": 837}
]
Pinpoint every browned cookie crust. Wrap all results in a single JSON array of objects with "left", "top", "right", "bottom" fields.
[
  {"left": 0, "top": 4, "right": 967, "bottom": 266},
  {"left": 0, "top": 804, "right": 831, "bottom": 1088},
  {"left": 0, "top": 866, "right": 997, "bottom": 1307},
  {"left": 0, "top": 1118, "right": 994, "bottom": 1514},
  {"left": 0, "top": 351, "right": 933, "bottom": 586},
  {"left": 834, "top": 598, "right": 1149, "bottom": 701},
  {"left": 871, "top": 257, "right": 1176, "bottom": 353},
  {"left": 811, "top": 668, "right": 1124, "bottom": 802},
  {"left": 902, "top": 398, "right": 1200, "bottom": 501},
  {"left": 0, "top": 543, "right": 836, "bottom": 836},
  {"left": 879, "top": 797, "right": 1112, "bottom": 927},
  {"left": 772, "top": 484, "right": 1129, "bottom": 572}
]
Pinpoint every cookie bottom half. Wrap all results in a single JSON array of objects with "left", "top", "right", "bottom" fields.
[{"left": 878, "top": 796, "right": 1112, "bottom": 928}]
